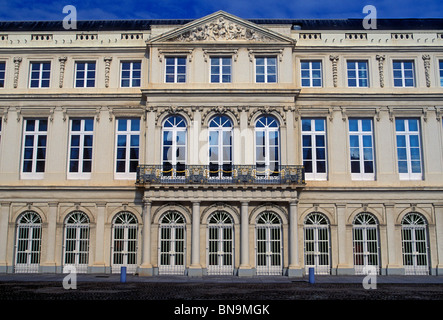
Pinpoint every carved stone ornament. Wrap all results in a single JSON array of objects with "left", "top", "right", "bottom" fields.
[
  {"left": 201, "top": 106, "right": 240, "bottom": 125},
  {"left": 376, "top": 55, "right": 385, "bottom": 88},
  {"left": 58, "top": 56, "right": 67, "bottom": 88},
  {"left": 329, "top": 55, "right": 339, "bottom": 87},
  {"left": 169, "top": 17, "right": 273, "bottom": 42},
  {"left": 13, "top": 57, "right": 22, "bottom": 88},
  {"left": 422, "top": 54, "right": 431, "bottom": 87},
  {"left": 104, "top": 57, "right": 112, "bottom": 88}
]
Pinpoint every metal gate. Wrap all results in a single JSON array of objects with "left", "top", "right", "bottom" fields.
[
  {"left": 159, "top": 211, "right": 186, "bottom": 275},
  {"left": 111, "top": 212, "right": 138, "bottom": 274},
  {"left": 63, "top": 211, "right": 90, "bottom": 273},
  {"left": 401, "top": 213, "right": 429, "bottom": 275},
  {"left": 352, "top": 213, "right": 380, "bottom": 275},
  {"left": 255, "top": 212, "right": 282, "bottom": 276},
  {"left": 15, "top": 211, "right": 42, "bottom": 273},
  {"left": 304, "top": 213, "right": 330, "bottom": 275},
  {"left": 207, "top": 211, "right": 234, "bottom": 275}
]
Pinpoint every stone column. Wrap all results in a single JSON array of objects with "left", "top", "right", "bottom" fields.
[
  {"left": 336, "top": 204, "right": 353, "bottom": 274},
  {"left": 92, "top": 202, "right": 106, "bottom": 273},
  {"left": 385, "top": 204, "right": 403, "bottom": 275},
  {"left": 42, "top": 202, "right": 58, "bottom": 273},
  {"left": 0, "top": 203, "right": 10, "bottom": 273},
  {"left": 288, "top": 200, "right": 302, "bottom": 277},
  {"left": 189, "top": 201, "right": 202, "bottom": 276},
  {"left": 434, "top": 204, "right": 443, "bottom": 275},
  {"left": 139, "top": 199, "right": 153, "bottom": 276},
  {"left": 238, "top": 201, "right": 252, "bottom": 276}
]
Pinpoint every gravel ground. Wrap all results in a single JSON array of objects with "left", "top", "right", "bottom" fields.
[
  {"left": 0, "top": 278, "right": 441, "bottom": 318},
  {"left": 0, "top": 280, "right": 442, "bottom": 300}
]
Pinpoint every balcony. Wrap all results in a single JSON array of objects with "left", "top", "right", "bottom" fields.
[{"left": 136, "top": 164, "right": 305, "bottom": 186}]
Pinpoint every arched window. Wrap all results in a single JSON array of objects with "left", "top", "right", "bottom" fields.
[
  {"left": 304, "top": 213, "right": 330, "bottom": 275},
  {"left": 352, "top": 213, "right": 379, "bottom": 275},
  {"left": 255, "top": 211, "right": 282, "bottom": 275},
  {"left": 401, "top": 213, "right": 429, "bottom": 275},
  {"left": 208, "top": 115, "right": 233, "bottom": 179},
  {"left": 15, "top": 211, "right": 42, "bottom": 273},
  {"left": 255, "top": 115, "right": 280, "bottom": 178},
  {"left": 162, "top": 115, "right": 187, "bottom": 177},
  {"left": 111, "top": 212, "right": 138, "bottom": 274},
  {"left": 63, "top": 211, "right": 90, "bottom": 273},
  {"left": 158, "top": 211, "right": 186, "bottom": 275},
  {"left": 207, "top": 211, "right": 234, "bottom": 275}
]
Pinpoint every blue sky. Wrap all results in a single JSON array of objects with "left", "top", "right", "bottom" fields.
[{"left": 0, "top": 0, "right": 441, "bottom": 21}]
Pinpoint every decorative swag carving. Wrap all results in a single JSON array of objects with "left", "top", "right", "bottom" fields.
[{"left": 168, "top": 17, "right": 273, "bottom": 42}]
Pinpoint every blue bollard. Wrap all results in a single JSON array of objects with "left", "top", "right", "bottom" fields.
[
  {"left": 308, "top": 267, "right": 315, "bottom": 284},
  {"left": 120, "top": 266, "right": 127, "bottom": 283}
]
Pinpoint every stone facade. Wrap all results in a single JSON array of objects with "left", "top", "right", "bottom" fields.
[{"left": 0, "top": 11, "right": 442, "bottom": 276}]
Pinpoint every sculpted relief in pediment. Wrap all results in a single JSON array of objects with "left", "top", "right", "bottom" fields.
[{"left": 168, "top": 17, "right": 273, "bottom": 42}]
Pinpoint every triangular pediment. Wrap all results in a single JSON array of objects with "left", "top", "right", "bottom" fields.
[{"left": 148, "top": 11, "right": 295, "bottom": 44}]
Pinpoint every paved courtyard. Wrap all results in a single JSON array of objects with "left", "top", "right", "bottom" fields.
[{"left": 0, "top": 274, "right": 441, "bottom": 318}]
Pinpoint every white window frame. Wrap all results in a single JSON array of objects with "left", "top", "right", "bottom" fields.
[
  {"left": 352, "top": 213, "right": 380, "bottom": 275},
  {"left": 301, "top": 118, "right": 327, "bottom": 181},
  {"left": 165, "top": 56, "right": 186, "bottom": 83},
  {"left": 67, "top": 118, "right": 94, "bottom": 179},
  {"left": 255, "top": 56, "right": 277, "bottom": 83},
  {"left": 21, "top": 119, "right": 48, "bottom": 179},
  {"left": 439, "top": 59, "right": 443, "bottom": 87},
  {"left": 395, "top": 118, "right": 422, "bottom": 180},
  {"left": 74, "top": 61, "right": 96, "bottom": 88},
  {"left": 255, "top": 212, "right": 282, "bottom": 276},
  {"left": 393, "top": 60, "right": 415, "bottom": 87},
  {"left": 161, "top": 115, "right": 187, "bottom": 178},
  {"left": 347, "top": 60, "right": 369, "bottom": 87},
  {"left": 15, "top": 211, "right": 42, "bottom": 273},
  {"left": 120, "top": 60, "right": 141, "bottom": 87},
  {"left": 210, "top": 56, "right": 232, "bottom": 83},
  {"left": 303, "top": 213, "right": 331, "bottom": 275},
  {"left": 29, "top": 61, "right": 51, "bottom": 88},
  {"left": 158, "top": 211, "right": 186, "bottom": 275},
  {"left": 255, "top": 116, "right": 280, "bottom": 178},
  {"left": 207, "top": 211, "right": 234, "bottom": 275},
  {"left": 0, "top": 61, "right": 5, "bottom": 88},
  {"left": 111, "top": 212, "right": 138, "bottom": 274},
  {"left": 348, "top": 118, "right": 375, "bottom": 181},
  {"left": 63, "top": 211, "right": 90, "bottom": 274},
  {"left": 401, "top": 213, "right": 429, "bottom": 275},
  {"left": 115, "top": 118, "right": 140, "bottom": 179},
  {"left": 300, "top": 60, "right": 322, "bottom": 87},
  {"left": 208, "top": 115, "right": 233, "bottom": 179}
]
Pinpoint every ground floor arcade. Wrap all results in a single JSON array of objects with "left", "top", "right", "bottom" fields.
[{"left": 0, "top": 188, "right": 442, "bottom": 276}]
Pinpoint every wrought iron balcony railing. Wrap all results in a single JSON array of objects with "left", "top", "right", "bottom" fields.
[{"left": 136, "top": 164, "right": 305, "bottom": 185}]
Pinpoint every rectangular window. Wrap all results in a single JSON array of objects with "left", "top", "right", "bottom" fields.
[
  {"left": 301, "top": 60, "right": 322, "bottom": 87},
  {"left": 347, "top": 60, "right": 369, "bottom": 87},
  {"left": 0, "top": 62, "right": 5, "bottom": 88},
  {"left": 68, "top": 119, "right": 94, "bottom": 178},
  {"left": 395, "top": 118, "right": 422, "bottom": 180},
  {"left": 29, "top": 62, "right": 51, "bottom": 88},
  {"left": 22, "top": 119, "right": 47, "bottom": 178},
  {"left": 165, "top": 57, "right": 186, "bottom": 83},
  {"left": 75, "top": 62, "right": 96, "bottom": 88},
  {"left": 393, "top": 60, "right": 415, "bottom": 87},
  {"left": 121, "top": 61, "right": 141, "bottom": 87},
  {"left": 302, "top": 118, "right": 327, "bottom": 180},
  {"left": 115, "top": 118, "right": 140, "bottom": 178},
  {"left": 255, "top": 57, "right": 277, "bottom": 83},
  {"left": 439, "top": 60, "right": 443, "bottom": 87},
  {"left": 210, "top": 57, "right": 231, "bottom": 83},
  {"left": 348, "top": 119, "right": 375, "bottom": 180}
]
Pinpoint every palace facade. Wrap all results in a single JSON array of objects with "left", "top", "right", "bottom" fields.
[{"left": 0, "top": 11, "right": 442, "bottom": 276}]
